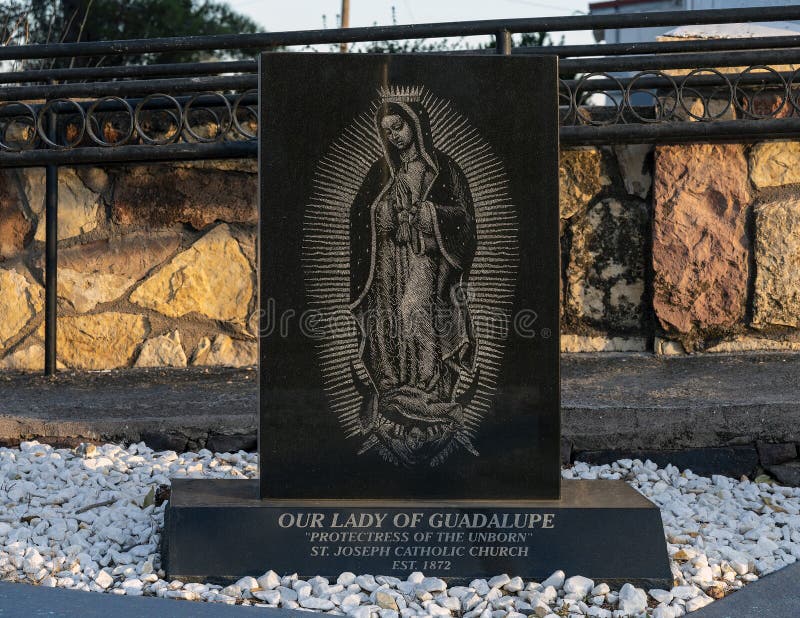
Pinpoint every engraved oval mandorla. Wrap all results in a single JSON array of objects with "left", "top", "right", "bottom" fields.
[{"left": 302, "top": 85, "right": 519, "bottom": 468}]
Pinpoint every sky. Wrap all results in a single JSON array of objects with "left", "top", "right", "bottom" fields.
[{"left": 225, "top": 0, "right": 596, "bottom": 47}]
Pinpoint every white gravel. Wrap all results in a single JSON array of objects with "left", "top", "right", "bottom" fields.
[{"left": 1, "top": 440, "right": 799, "bottom": 617}]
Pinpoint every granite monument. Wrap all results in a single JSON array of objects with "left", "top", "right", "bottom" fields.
[{"left": 163, "top": 52, "right": 672, "bottom": 587}]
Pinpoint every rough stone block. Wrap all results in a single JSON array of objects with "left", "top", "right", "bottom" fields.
[
  {"left": 0, "top": 343, "right": 43, "bottom": 371},
  {"left": 567, "top": 197, "right": 648, "bottom": 331},
  {"left": 191, "top": 334, "right": 257, "bottom": 367},
  {"left": 0, "top": 171, "right": 33, "bottom": 259},
  {"left": 50, "top": 313, "right": 149, "bottom": 370},
  {"left": 39, "top": 231, "right": 183, "bottom": 314},
  {"left": 75, "top": 167, "right": 111, "bottom": 196},
  {"left": 139, "top": 431, "right": 188, "bottom": 453},
  {"left": 560, "top": 437, "right": 573, "bottom": 465},
  {"left": 753, "top": 198, "right": 800, "bottom": 328},
  {"left": 205, "top": 433, "right": 257, "bottom": 454},
  {"left": 559, "top": 148, "right": 612, "bottom": 219},
  {"left": 654, "top": 337, "right": 686, "bottom": 356},
  {"left": 0, "top": 268, "right": 43, "bottom": 351},
  {"left": 750, "top": 141, "right": 800, "bottom": 188},
  {"left": 767, "top": 461, "right": 800, "bottom": 487},
  {"left": 15, "top": 168, "right": 101, "bottom": 241},
  {"left": 130, "top": 224, "right": 254, "bottom": 323},
  {"left": 135, "top": 331, "right": 188, "bottom": 368},
  {"left": 706, "top": 336, "right": 800, "bottom": 353},
  {"left": 653, "top": 144, "right": 751, "bottom": 337},
  {"left": 560, "top": 334, "right": 647, "bottom": 353},
  {"left": 741, "top": 91, "right": 794, "bottom": 120},
  {"left": 675, "top": 96, "right": 736, "bottom": 122},
  {"left": 657, "top": 91, "right": 735, "bottom": 123},
  {"left": 57, "top": 269, "right": 135, "bottom": 313},
  {"left": 757, "top": 442, "right": 798, "bottom": 467},
  {"left": 112, "top": 165, "right": 257, "bottom": 229},
  {"left": 614, "top": 145, "right": 652, "bottom": 199},
  {"left": 54, "top": 230, "right": 181, "bottom": 281},
  {"left": 0, "top": 339, "right": 66, "bottom": 372}
]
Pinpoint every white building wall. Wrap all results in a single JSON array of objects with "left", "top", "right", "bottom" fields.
[{"left": 590, "top": 0, "right": 800, "bottom": 44}]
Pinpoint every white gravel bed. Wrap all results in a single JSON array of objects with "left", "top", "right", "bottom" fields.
[{"left": 1, "top": 441, "right": 799, "bottom": 617}]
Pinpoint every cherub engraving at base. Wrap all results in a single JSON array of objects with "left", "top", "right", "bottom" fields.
[{"left": 349, "top": 88, "right": 479, "bottom": 467}]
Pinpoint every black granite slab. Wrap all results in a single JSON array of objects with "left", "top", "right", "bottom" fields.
[
  {"left": 258, "top": 53, "right": 561, "bottom": 500},
  {"left": 163, "top": 478, "right": 673, "bottom": 588}
]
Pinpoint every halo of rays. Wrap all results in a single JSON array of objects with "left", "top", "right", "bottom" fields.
[{"left": 301, "top": 87, "right": 518, "bottom": 455}]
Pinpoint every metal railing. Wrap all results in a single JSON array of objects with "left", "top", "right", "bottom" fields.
[{"left": 1, "top": 5, "right": 799, "bottom": 373}]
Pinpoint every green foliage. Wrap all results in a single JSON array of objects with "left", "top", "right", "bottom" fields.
[
  {"left": 513, "top": 31, "right": 565, "bottom": 48},
  {"left": 350, "top": 37, "right": 475, "bottom": 54},
  {"left": 341, "top": 32, "right": 561, "bottom": 54},
  {"left": 0, "top": 0, "right": 262, "bottom": 66}
]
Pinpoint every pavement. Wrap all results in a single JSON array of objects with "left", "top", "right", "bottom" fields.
[
  {"left": 0, "top": 563, "right": 797, "bottom": 617},
  {"left": 1, "top": 353, "right": 800, "bottom": 459},
  {"left": 692, "top": 562, "right": 800, "bottom": 618},
  {"left": 0, "top": 580, "right": 302, "bottom": 617},
  {"left": 562, "top": 352, "right": 800, "bottom": 453},
  {"left": 0, "top": 366, "right": 258, "bottom": 453}
]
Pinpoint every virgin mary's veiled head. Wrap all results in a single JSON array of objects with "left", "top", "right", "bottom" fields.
[
  {"left": 380, "top": 111, "right": 414, "bottom": 151},
  {"left": 375, "top": 100, "right": 437, "bottom": 172}
]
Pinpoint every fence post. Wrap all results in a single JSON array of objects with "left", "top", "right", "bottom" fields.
[
  {"left": 496, "top": 29, "right": 512, "bottom": 55},
  {"left": 44, "top": 105, "right": 58, "bottom": 376}
]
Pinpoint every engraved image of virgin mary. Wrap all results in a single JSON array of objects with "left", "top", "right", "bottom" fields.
[{"left": 349, "top": 91, "right": 479, "bottom": 467}]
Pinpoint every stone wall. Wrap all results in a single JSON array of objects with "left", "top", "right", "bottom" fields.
[
  {"left": 1, "top": 141, "right": 800, "bottom": 371},
  {"left": 0, "top": 160, "right": 258, "bottom": 371},
  {"left": 562, "top": 141, "right": 800, "bottom": 354}
]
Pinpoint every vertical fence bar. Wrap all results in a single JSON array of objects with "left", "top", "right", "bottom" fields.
[
  {"left": 496, "top": 29, "right": 512, "bottom": 55},
  {"left": 44, "top": 108, "right": 58, "bottom": 376}
]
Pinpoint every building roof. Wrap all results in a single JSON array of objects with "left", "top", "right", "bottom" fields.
[
  {"left": 662, "top": 22, "right": 800, "bottom": 38},
  {"left": 589, "top": 0, "right": 668, "bottom": 9}
]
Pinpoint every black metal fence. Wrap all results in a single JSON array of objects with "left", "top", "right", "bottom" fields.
[{"left": 1, "top": 5, "right": 800, "bottom": 374}]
